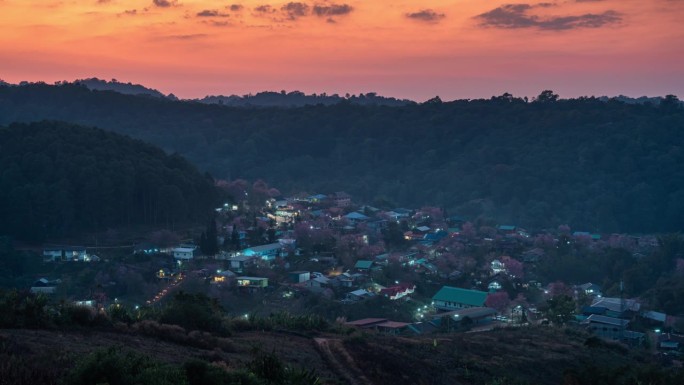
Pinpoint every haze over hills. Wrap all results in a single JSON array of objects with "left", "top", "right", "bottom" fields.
[{"left": 0, "top": 82, "right": 682, "bottom": 233}]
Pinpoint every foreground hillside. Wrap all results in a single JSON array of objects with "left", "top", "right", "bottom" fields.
[
  {"left": 1, "top": 83, "right": 683, "bottom": 232},
  {"left": 0, "top": 121, "right": 217, "bottom": 241},
  {"left": 1, "top": 325, "right": 680, "bottom": 385}
]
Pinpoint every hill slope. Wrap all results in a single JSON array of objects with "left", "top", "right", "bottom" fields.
[
  {"left": 1, "top": 326, "right": 680, "bottom": 385},
  {"left": 0, "top": 121, "right": 217, "bottom": 241},
  {"left": 0, "top": 83, "right": 682, "bottom": 232}
]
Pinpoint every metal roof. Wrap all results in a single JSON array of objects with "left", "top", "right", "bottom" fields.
[{"left": 432, "top": 286, "right": 487, "bottom": 307}]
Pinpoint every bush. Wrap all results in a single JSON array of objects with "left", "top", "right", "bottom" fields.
[
  {"left": 64, "top": 346, "right": 187, "bottom": 385},
  {"left": 132, "top": 320, "right": 234, "bottom": 352}
]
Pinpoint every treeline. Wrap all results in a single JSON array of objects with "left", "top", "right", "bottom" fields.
[
  {"left": 0, "top": 121, "right": 218, "bottom": 241},
  {"left": 198, "top": 90, "right": 413, "bottom": 107},
  {"left": 1, "top": 83, "right": 683, "bottom": 232}
]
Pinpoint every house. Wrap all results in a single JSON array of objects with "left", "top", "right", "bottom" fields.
[
  {"left": 393, "top": 208, "right": 412, "bottom": 217},
  {"left": 367, "top": 219, "right": 388, "bottom": 231},
  {"left": 289, "top": 271, "right": 310, "bottom": 283},
  {"left": 308, "top": 194, "right": 328, "bottom": 203},
  {"left": 304, "top": 276, "right": 331, "bottom": 288},
  {"left": 488, "top": 281, "right": 502, "bottom": 291},
  {"left": 379, "top": 283, "right": 416, "bottom": 300},
  {"left": 496, "top": 225, "right": 516, "bottom": 234},
  {"left": 30, "top": 278, "right": 58, "bottom": 294},
  {"left": 641, "top": 310, "right": 667, "bottom": 325},
  {"left": 43, "top": 247, "right": 88, "bottom": 262},
  {"left": 354, "top": 260, "right": 374, "bottom": 271},
  {"left": 241, "top": 243, "right": 283, "bottom": 260},
  {"left": 591, "top": 297, "right": 641, "bottom": 319},
  {"left": 425, "top": 230, "right": 448, "bottom": 242},
  {"left": 229, "top": 255, "right": 256, "bottom": 273},
  {"left": 577, "top": 282, "right": 602, "bottom": 297},
  {"left": 345, "top": 318, "right": 388, "bottom": 329},
  {"left": 374, "top": 253, "right": 390, "bottom": 265},
  {"left": 173, "top": 247, "right": 195, "bottom": 260},
  {"left": 344, "top": 212, "right": 370, "bottom": 223},
  {"left": 330, "top": 191, "right": 351, "bottom": 207},
  {"left": 583, "top": 314, "right": 630, "bottom": 341},
  {"left": 346, "top": 289, "right": 375, "bottom": 301},
  {"left": 212, "top": 270, "right": 236, "bottom": 285},
  {"left": 334, "top": 273, "right": 355, "bottom": 288},
  {"left": 236, "top": 276, "right": 268, "bottom": 290},
  {"left": 133, "top": 243, "right": 162, "bottom": 255},
  {"left": 346, "top": 319, "right": 411, "bottom": 335},
  {"left": 404, "top": 231, "right": 424, "bottom": 241},
  {"left": 430, "top": 307, "right": 497, "bottom": 328},
  {"left": 374, "top": 321, "right": 411, "bottom": 335},
  {"left": 490, "top": 259, "right": 506, "bottom": 275},
  {"left": 658, "top": 333, "right": 684, "bottom": 352},
  {"left": 432, "top": 286, "right": 488, "bottom": 311}
]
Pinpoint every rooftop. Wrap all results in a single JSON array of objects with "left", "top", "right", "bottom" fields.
[
  {"left": 354, "top": 260, "right": 373, "bottom": 269},
  {"left": 585, "top": 314, "right": 630, "bottom": 327},
  {"left": 432, "top": 286, "right": 488, "bottom": 307}
]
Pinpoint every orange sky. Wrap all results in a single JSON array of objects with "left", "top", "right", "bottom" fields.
[{"left": 0, "top": 0, "right": 682, "bottom": 101}]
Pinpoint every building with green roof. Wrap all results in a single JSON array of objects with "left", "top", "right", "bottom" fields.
[
  {"left": 354, "top": 260, "right": 374, "bottom": 270},
  {"left": 432, "top": 286, "right": 488, "bottom": 311}
]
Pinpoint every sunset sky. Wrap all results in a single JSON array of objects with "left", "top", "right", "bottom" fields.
[{"left": 0, "top": 0, "right": 682, "bottom": 101}]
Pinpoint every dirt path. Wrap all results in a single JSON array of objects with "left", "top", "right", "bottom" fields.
[{"left": 314, "top": 338, "right": 374, "bottom": 385}]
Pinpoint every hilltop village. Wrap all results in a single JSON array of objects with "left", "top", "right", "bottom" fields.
[{"left": 23, "top": 180, "right": 683, "bottom": 357}]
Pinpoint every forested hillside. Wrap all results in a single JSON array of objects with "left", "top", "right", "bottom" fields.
[
  {"left": 0, "top": 121, "right": 217, "bottom": 241},
  {"left": 1, "top": 83, "right": 682, "bottom": 233}
]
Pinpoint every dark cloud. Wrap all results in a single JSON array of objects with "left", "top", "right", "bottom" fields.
[
  {"left": 152, "top": 0, "right": 178, "bottom": 7},
  {"left": 281, "top": 2, "right": 309, "bottom": 19},
  {"left": 406, "top": 9, "right": 446, "bottom": 23},
  {"left": 208, "top": 20, "right": 231, "bottom": 27},
  {"left": 476, "top": 3, "right": 621, "bottom": 30},
  {"left": 164, "top": 33, "right": 207, "bottom": 40},
  {"left": 197, "top": 9, "right": 229, "bottom": 17},
  {"left": 118, "top": 9, "right": 137, "bottom": 16},
  {"left": 575, "top": 0, "right": 605, "bottom": 2},
  {"left": 229, "top": 4, "right": 244, "bottom": 12},
  {"left": 254, "top": 4, "right": 275, "bottom": 13},
  {"left": 96, "top": 0, "right": 112, "bottom": 3},
  {"left": 312, "top": 3, "right": 353, "bottom": 17}
]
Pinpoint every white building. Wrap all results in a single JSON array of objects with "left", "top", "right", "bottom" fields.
[{"left": 173, "top": 247, "right": 195, "bottom": 260}]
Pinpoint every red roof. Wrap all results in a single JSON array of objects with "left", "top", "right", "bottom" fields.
[
  {"left": 376, "top": 321, "right": 410, "bottom": 329},
  {"left": 345, "top": 318, "right": 387, "bottom": 327}
]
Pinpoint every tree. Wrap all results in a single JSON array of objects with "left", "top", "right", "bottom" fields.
[
  {"left": 200, "top": 218, "right": 218, "bottom": 256},
  {"left": 231, "top": 226, "right": 240, "bottom": 250},
  {"left": 485, "top": 291, "right": 510, "bottom": 313},
  {"left": 535, "top": 90, "right": 559, "bottom": 103},
  {"left": 660, "top": 94, "right": 681, "bottom": 111},
  {"left": 383, "top": 220, "right": 406, "bottom": 250},
  {"left": 544, "top": 295, "right": 575, "bottom": 325},
  {"left": 501, "top": 256, "right": 524, "bottom": 278}
]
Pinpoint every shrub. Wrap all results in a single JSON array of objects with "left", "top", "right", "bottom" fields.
[{"left": 64, "top": 346, "right": 187, "bottom": 385}]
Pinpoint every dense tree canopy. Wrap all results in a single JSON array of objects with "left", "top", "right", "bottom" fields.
[
  {"left": 0, "top": 83, "right": 682, "bottom": 232},
  {"left": 0, "top": 121, "right": 218, "bottom": 241}
]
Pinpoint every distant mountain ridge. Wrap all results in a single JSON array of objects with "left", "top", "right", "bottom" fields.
[
  {"left": 0, "top": 82, "right": 682, "bottom": 233},
  {"left": 1, "top": 78, "right": 680, "bottom": 107},
  {"left": 73, "top": 78, "right": 172, "bottom": 99},
  {"left": 198, "top": 90, "right": 415, "bottom": 107},
  {"left": 2, "top": 78, "right": 414, "bottom": 107}
]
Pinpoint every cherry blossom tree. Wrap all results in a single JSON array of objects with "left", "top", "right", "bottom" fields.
[
  {"left": 501, "top": 255, "right": 524, "bottom": 278},
  {"left": 486, "top": 291, "right": 511, "bottom": 313}
]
